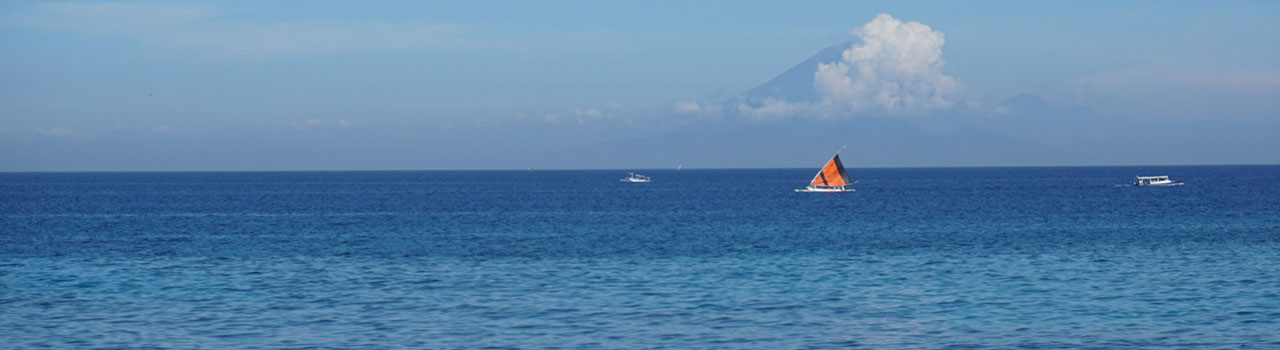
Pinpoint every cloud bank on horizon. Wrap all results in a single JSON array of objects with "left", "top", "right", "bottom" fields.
[{"left": 4, "top": 3, "right": 1278, "bottom": 170}]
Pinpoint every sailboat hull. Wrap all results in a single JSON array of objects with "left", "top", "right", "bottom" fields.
[{"left": 795, "top": 186, "right": 854, "bottom": 193}]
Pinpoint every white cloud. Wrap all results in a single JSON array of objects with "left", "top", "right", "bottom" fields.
[
  {"left": 736, "top": 14, "right": 969, "bottom": 119},
  {"left": 674, "top": 100, "right": 700, "bottom": 113},
  {"left": 528, "top": 102, "right": 630, "bottom": 125},
  {"left": 574, "top": 108, "right": 605, "bottom": 120},
  {"left": 674, "top": 99, "right": 724, "bottom": 118},
  {"left": 736, "top": 97, "right": 815, "bottom": 120},
  {"left": 992, "top": 105, "right": 1011, "bottom": 117},
  {"left": 815, "top": 14, "right": 964, "bottom": 113},
  {"left": 569, "top": 102, "right": 621, "bottom": 124}
]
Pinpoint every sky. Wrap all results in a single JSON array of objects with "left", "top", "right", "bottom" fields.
[{"left": 2, "top": 1, "right": 1278, "bottom": 171}]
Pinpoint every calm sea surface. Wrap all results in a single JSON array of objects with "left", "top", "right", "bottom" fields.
[{"left": 2, "top": 166, "right": 1279, "bottom": 349}]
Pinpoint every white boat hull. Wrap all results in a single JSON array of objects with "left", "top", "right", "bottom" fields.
[
  {"left": 620, "top": 172, "right": 651, "bottom": 182},
  {"left": 1133, "top": 176, "right": 1182, "bottom": 186},
  {"left": 795, "top": 186, "right": 854, "bottom": 192}
]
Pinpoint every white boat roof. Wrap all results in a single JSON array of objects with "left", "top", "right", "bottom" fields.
[{"left": 1136, "top": 176, "right": 1169, "bottom": 180}]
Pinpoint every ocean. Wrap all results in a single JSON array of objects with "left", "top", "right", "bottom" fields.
[{"left": 2, "top": 166, "right": 1278, "bottom": 348}]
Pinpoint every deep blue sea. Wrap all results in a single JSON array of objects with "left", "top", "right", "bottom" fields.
[{"left": 3, "top": 166, "right": 1279, "bottom": 349}]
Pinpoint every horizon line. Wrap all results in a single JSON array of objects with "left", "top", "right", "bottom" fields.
[{"left": 2, "top": 163, "right": 1277, "bottom": 174}]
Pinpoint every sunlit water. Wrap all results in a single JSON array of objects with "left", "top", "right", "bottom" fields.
[{"left": 3, "top": 166, "right": 1278, "bottom": 348}]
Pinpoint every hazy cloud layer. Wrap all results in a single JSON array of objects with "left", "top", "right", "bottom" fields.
[
  {"left": 33, "top": 127, "right": 75, "bottom": 137},
  {"left": 531, "top": 102, "right": 628, "bottom": 125},
  {"left": 1075, "top": 67, "right": 1280, "bottom": 121},
  {"left": 674, "top": 99, "right": 724, "bottom": 119},
  {"left": 12, "top": 2, "right": 466, "bottom": 60}
]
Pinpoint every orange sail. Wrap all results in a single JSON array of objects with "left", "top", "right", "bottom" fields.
[{"left": 810, "top": 154, "right": 852, "bottom": 187}]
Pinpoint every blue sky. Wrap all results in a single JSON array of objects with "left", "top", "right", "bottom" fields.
[{"left": 2, "top": 1, "right": 1278, "bottom": 170}]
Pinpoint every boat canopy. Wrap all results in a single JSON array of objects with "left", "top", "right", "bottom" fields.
[{"left": 1136, "top": 176, "right": 1169, "bottom": 180}]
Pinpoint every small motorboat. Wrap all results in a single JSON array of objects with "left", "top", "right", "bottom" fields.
[
  {"left": 1134, "top": 175, "right": 1183, "bottom": 186},
  {"left": 620, "top": 172, "right": 651, "bottom": 183}
]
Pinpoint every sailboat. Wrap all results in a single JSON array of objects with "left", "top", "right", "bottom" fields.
[{"left": 795, "top": 146, "right": 855, "bottom": 192}]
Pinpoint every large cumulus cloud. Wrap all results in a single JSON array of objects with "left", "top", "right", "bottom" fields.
[
  {"left": 816, "top": 14, "right": 963, "bottom": 112},
  {"left": 733, "top": 14, "right": 968, "bottom": 119}
]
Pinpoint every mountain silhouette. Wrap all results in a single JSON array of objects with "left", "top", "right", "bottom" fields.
[
  {"left": 520, "top": 42, "right": 1280, "bottom": 169},
  {"left": 735, "top": 42, "right": 850, "bottom": 105}
]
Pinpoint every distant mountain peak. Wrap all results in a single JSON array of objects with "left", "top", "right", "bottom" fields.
[{"left": 734, "top": 42, "right": 852, "bottom": 105}]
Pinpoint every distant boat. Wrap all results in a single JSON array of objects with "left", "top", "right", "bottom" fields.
[
  {"left": 1134, "top": 175, "right": 1183, "bottom": 186},
  {"left": 796, "top": 146, "right": 855, "bottom": 192},
  {"left": 620, "top": 172, "right": 651, "bottom": 183},
  {"left": 676, "top": 164, "right": 682, "bottom": 171}
]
